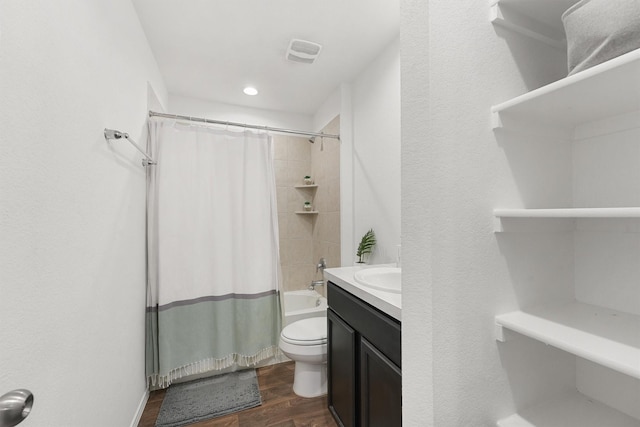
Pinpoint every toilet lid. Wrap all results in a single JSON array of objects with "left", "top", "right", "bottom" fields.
[{"left": 281, "top": 317, "right": 327, "bottom": 346}]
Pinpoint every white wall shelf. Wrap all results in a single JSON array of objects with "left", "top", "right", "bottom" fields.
[
  {"left": 497, "top": 389, "right": 640, "bottom": 427},
  {"left": 495, "top": 302, "right": 640, "bottom": 380},
  {"left": 294, "top": 184, "right": 318, "bottom": 189},
  {"left": 491, "top": 49, "right": 640, "bottom": 128},
  {"left": 294, "top": 211, "right": 318, "bottom": 215},
  {"left": 493, "top": 208, "right": 640, "bottom": 232},
  {"left": 489, "top": 0, "right": 577, "bottom": 50},
  {"left": 494, "top": 207, "right": 640, "bottom": 219}
]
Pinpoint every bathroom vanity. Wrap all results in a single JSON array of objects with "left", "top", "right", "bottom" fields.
[{"left": 324, "top": 266, "right": 402, "bottom": 427}]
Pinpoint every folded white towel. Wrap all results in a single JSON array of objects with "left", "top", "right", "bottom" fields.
[{"left": 563, "top": 0, "right": 640, "bottom": 75}]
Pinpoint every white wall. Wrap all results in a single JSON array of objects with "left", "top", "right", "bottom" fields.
[
  {"left": 351, "top": 37, "right": 401, "bottom": 265},
  {"left": 400, "top": 1, "right": 433, "bottom": 424},
  {"left": 572, "top": 112, "right": 640, "bottom": 418},
  {"left": 313, "top": 87, "right": 341, "bottom": 132},
  {"left": 169, "top": 95, "right": 313, "bottom": 131},
  {"left": 0, "top": 2, "right": 167, "bottom": 426}
]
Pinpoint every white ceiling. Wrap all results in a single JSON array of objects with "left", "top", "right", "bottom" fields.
[{"left": 132, "top": 0, "right": 400, "bottom": 115}]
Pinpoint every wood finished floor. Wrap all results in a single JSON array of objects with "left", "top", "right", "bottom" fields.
[{"left": 138, "top": 361, "right": 337, "bottom": 427}]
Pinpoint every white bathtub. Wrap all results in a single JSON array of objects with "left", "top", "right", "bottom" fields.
[{"left": 283, "top": 290, "right": 327, "bottom": 326}]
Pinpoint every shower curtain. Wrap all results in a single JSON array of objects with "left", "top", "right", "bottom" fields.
[{"left": 145, "top": 119, "right": 282, "bottom": 388}]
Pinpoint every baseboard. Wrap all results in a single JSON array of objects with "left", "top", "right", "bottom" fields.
[{"left": 130, "top": 388, "right": 149, "bottom": 427}]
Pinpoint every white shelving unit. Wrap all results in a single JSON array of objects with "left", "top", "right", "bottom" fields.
[
  {"left": 491, "top": 0, "right": 579, "bottom": 28},
  {"left": 490, "top": 0, "right": 579, "bottom": 49},
  {"left": 491, "top": 49, "right": 640, "bottom": 128},
  {"left": 497, "top": 390, "right": 640, "bottom": 427},
  {"left": 495, "top": 207, "right": 640, "bottom": 219},
  {"left": 493, "top": 208, "right": 640, "bottom": 232},
  {"left": 492, "top": 1, "right": 640, "bottom": 424},
  {"left": 496, "top": 302, "right": 640, "bottom": 379}
]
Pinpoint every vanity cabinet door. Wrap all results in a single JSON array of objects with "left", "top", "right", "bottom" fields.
[
  {"left": 328, "top": 308, "right": 357, "bottom": 427},
  {"left": 360, "top": 337, "right": 402, "bottom": 427}
]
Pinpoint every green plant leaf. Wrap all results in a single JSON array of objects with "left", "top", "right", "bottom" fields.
[{"left": 356, "top": 229, "right": 377, "bottom": 260}]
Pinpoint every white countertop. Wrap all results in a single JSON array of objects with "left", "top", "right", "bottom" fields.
[{"left": 323, "top": 264, "right": 402, "bottom": 321}]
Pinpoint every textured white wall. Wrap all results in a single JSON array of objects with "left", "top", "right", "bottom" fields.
[
  {"left": 339, "top": 83, "right": 355, "bottom": 267},
  {"left": 313, "top": 87, "right": 341, "bottom": 132},
  {"left": 352, "top": 37, "right": 401, "bottom": 264},
  {"left": 400, "top": 1, "right": 433, "bottom": 424},
  {"left": 0, "top": 1, "right": 167, "bottom": 426},
  {"left": 400, "top": 0, "right": 578, "bottom": 424}
]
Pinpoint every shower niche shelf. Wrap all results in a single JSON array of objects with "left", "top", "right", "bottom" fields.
[{"left": 294, "top": 184, "right": 318, "bottom": 215}]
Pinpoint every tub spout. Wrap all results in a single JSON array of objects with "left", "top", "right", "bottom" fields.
[{"left": 309, "top": 280, "right": 325, "bottom": 291}]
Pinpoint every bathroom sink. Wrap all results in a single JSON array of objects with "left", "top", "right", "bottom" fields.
[{"left": 354, "top": 267, "right": 401, "bottom": 293}]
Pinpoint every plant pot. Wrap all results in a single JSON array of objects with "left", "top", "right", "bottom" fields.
[{"left": 562, "top": 0, "right": 640, "bottom": 75}]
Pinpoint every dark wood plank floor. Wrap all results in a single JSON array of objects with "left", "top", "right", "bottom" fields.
[{"left": 138, "top": 361, "right": 337, "bottom": 427}]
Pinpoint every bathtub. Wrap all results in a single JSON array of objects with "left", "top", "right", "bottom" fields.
[{"left": 283, "top": 290, "right": 327, "bottom": 326}]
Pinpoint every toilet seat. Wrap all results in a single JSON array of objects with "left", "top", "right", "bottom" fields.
[{"left": 281, "top": 317, "right": 327, "bottom": 346}]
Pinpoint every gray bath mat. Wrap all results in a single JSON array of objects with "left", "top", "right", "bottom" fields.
[{"left": 155, "top": 370, "right": 262, "bottom": 427}]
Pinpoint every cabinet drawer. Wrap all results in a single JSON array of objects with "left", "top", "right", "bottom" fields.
[{"left": 328, "top": 282, "right": 401, "bottom": 367}]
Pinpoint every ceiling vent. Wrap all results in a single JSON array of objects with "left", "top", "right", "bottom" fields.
[{"left": 286, "top": 39, "right": 322, "bottom": 64}]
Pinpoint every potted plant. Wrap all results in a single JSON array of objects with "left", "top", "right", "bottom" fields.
[{"left": 356, "top": 229, "right": 376, "bottom": 264}]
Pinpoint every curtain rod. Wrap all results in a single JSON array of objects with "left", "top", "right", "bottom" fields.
[{"left": 148, "top": 111, "right": 340, "bottom": 141}]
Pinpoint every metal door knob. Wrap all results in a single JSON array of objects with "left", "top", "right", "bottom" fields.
[{"left": 0, "top": 389, "right": 33, "bottom": 427}]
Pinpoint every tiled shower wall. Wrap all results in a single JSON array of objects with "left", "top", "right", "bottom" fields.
[{"left": 274, "top": 115, "right": 341, "bottom": 292}]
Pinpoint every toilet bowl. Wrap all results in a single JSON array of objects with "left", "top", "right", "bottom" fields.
[{"left": 279, "top": 316, "right": 327, "bottom": 398}]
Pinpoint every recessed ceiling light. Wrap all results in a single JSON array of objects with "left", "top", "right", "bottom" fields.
[{"left": 243, "top": 86, "right": 258, "bottom": 96}]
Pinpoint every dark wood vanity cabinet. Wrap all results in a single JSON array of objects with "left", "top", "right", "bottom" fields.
[
  {"left": 327, "top": 282, "right": 402, "bottom": 427},
  {"left": 327, "top": 309, "right": 357, "bottom": 426}
]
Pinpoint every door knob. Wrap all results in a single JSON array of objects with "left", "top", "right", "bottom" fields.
[{"left": 0, "top": 389, "right": 33, "bottom": 427}]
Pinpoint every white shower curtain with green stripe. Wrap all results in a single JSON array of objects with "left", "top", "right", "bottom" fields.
[{"left": 146, "top": 119, "right": 282, "bottom": 388}]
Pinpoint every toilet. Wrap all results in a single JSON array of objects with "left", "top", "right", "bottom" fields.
[{"left": 279, "top": 316, "right": 328, "bottom": 398}]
